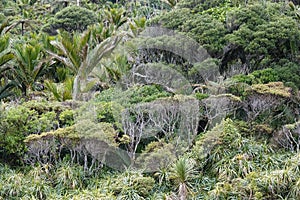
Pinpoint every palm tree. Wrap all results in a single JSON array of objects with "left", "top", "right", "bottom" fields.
[
  {"left": 0, "top": 18, "right": 10, "bottom": 36},
  {"left": 289, "top": 1, "right": 300, "bottom": 21},
  {"left": 47, "top": 30, "right": 123, "bottom": 100},
  {"left": 103, "top": 7, "right": 127, "bottom": 29},
  {"left": 169, "top": 158, "right": 197, "bottom": 200},
  {"left": 2, "top": 18, "right": 37, "bottom": 36},
  {"left": 1, "top": 0, "right": 40, "bottom": 36},
  {"left": 0, "top": 35, "right": 15, "bottom": 100},
  {"left": 0, "top": 35, "right": 13, "bottom": 68},
  {"left": 44, "top": 77, "right": 73, "bottom": 101},
  {"left": 12, "top": 39, "right": 48, "bottom": 96},
  {"left": 129, "top": 17, "right": 146, "bottom": 37}
]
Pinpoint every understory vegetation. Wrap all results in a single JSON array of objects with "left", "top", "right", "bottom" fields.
[{"left": 0, "top": 0, "right": 300, "bottom": 199}]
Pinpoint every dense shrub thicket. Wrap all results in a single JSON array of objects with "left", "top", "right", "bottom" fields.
[{"left": 0, "top": 0, "right": 300, "bottom": 199}]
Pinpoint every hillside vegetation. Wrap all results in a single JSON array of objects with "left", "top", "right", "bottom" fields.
[{"left": 0, "top": 0, "right": 300, "bottom": 199}]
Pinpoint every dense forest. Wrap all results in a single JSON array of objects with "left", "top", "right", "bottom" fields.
[{"left": 0, "top": 0, "right": 300, "bottom": 199}]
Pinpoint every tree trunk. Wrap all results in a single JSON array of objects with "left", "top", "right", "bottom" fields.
[
  {"left": 21, "top": 21, "right": 24, "bottom": 36},
  {"left": 72, "top": 75, "right": 80, "bottom": 100}
]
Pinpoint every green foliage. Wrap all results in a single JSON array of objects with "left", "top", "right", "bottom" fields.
[
  {"left": 162, "top": 0, "right": 178, "bottom": 8},
  {"left": 188, "top": 58, "right": 220, "bottom": 83},
  {"left": 169, "top": 157, "right": 197, "bottom": 199},
  {"left": 75, "top": 100, "right": 124, "bottom": 131},
  {"left": 230, "top": 66, "right": 300, "bottom": 97},
  {"left": 189, "top": 118, "right": 299, "bottom": 198},
  {"left": 0, "top": 82, "right": 16, "bottom": 100},
  {"left": 48, "top": 29, "right": 123, "bottom": 100},
  {"left": 247, "top": 82, "right": 292, "bottom": 98},
  {"left": 0, "top": 104, "right": 37, "bottom": 161},
  {"left": 110, "top": 171, "right": 155, "bottom": 198},
  {"left": 129, "top": 17, "right": 146, "bottom": 37},
  {"left": 154, "top": 0, "right": 300, "bottom": 78},
  {"left": 54, "top": 161, "right": 84, "bottom": 191},
  {"left": 199, "top": 0, "right": 234, "bottom": 22},
  {"left": 78, "top": 122, "right": 119, "bottom": 146},
  {"left": 47, "top": 30, "right": 91, "bottom": 74},
  {"left": 271, "top": 121, "right": 300, "bottom": 151},
  {"left": 95, "top": 85, "right": 171, "bottom": 107},
  {"left": 136, "top": 142, "right": 176, "bottom": 172},
  {"left": 103, "top": 7, "right": 127, "bottom": 29},
  {"left": 191, "top": 121, "right": 224, "bottom": 163},
  {"left": 271, "top": 60, "right": 300, "bottom": 89},
  {"left": 0, "top": 165, "right": 52, "bottom": 199},
  {"left": 44, "top": 6, "right": 97, "bottom": 34},
  {"left": 150, "top": 8, "right": 192, "bottom": 29},
  {"left": 98, "top": 54, "right": 130, "bottom": 83},
  {"left": 177, "top": 0, "right": 227, "bottom": 12},
  {"left": 232, "top": 68, "right": 279, "bottom": 85},
  {"left": 59, "top": 109, "right": 75, "bottom": 127},
  {"left": 95, "top": 101, "right": 123, "bottom": 126},
  {"left": 1, "top": 1, "right": 300, "bottom": 199},
  {"left": 194, "top": 93, "right": 209, "bottom": 100},
  {"left": 0, "top": 100, "right": 73, "bottom": 164},
  {"left": 0, "top": 35, "right": 15, "bottom": 100},
  {"left": 0, "top": 35, "right": 13, "bottom": 66},
  {"left": 153, "top": 11, "right": 226, "bottom": 55},
  {"left": 225, "top": 2, "right": 300, "bottom": 69},
  {"left": 12, "top": 38, "right": 48, "bottom": 96},
  {"left": 45, "top": 77, "right": 74, "bottom": 102}
]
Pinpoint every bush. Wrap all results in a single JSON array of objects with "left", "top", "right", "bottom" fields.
[
  {"left": 110, "top": 171, "right": 155, "bottom": 198},
  {"left": 272, "top": 61, "right": 300, "bottom": 89},
  {"left": 154, "top": 11, "right": 226, "bottom": 56},
  {"left": 95, "top": 85, "right": 171, "bottom": 107},
  {"left": 59, "top": 109, "right": 75, "bottom": 127},
  {"left": 232, "top": 68, "right": 279, "bottom": 85},
  {"left": 43, "top": 6, "right": 97, "bottom": 34},
  {"left": 225, "top": 3, "right": 300, "bottom": 70},
  {"left": 0, "top": 100, "right": 75, "bottom": 165}
]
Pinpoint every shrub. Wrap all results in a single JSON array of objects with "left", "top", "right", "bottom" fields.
[
  {"left": 95, "top": 85, "right": 171, "bottom": 107},
  {"left": 43, "top": 6, "right": 97, "bottom": 34},
  {"left": 59, "top": 109, "right": 75, "bottom": 127},
  {"left": 0, "top": 100, "right": 75, "bottom": 165},
  {"left": 232, "top": 68, "right": 279, "bottom": 85},
  {"left": 109, "top": 171, "right": 155, "bottom": 198}
]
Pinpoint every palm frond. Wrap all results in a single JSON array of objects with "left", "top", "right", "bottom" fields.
[{"left": 0, "top": 81, "right": 17, "bottom": 100}]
